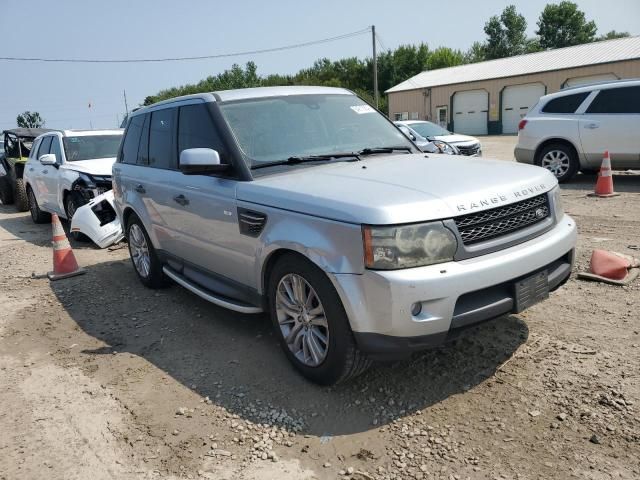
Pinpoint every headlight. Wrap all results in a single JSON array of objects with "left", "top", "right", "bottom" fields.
[
  {"left": 551, "top": 186, "right": 564, "bottom": 221},
  {"left": 432, "top": 141, "right": 457, "bottom": 155},
  {"left": 363, "top": 222, "right": 457, "bottom": 270}
]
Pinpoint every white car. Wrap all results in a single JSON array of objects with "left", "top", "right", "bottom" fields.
[
  {"left": 395, "top": 120, "right": 482, "bottom": 156},
  {"left": 23, "top": 129, "right": 123, "bottom": 240},
  {"left": 515, "top": 79, "right": 640, "bottom": 182}
]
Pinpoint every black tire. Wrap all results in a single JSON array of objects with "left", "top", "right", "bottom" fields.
[
  {"left": 535, "top": 143, "right": 579, "bottom": 183},
  {"left": 267, "top": 253, "right": 371, "bottom": 385},
  {"left": 64, "top": 192, "right": 91, "bottom": 242},
  {"left": 0, "top": 177, "right": 14, "bottom": 205},
  {"left": 126, "top": 214, "right": 169, "bottom": 289},
  {"left": 14, "top": 178, "right": 29, "bottom": 211},
  {"left": 27, "top": 186, "right": 51, "bottom": 224}
]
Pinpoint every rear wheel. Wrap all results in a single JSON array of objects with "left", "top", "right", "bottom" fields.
[
  {"left": 27, "top": 186, "right": 50, "bottom": 224},
  {"left": 14, "top": 178, "right": 29, "bottom": 211},
  {"left": 268, "top": 253, "right": 371, "bottom": 385},
  {"left": 0, "top": 176, "right": 14, "bottom": 205},
  {"left": 536, "top": 143, "right": 579, "bottom": 183},
  {"left": 126, "top": 215, "right": 169, "bottom": 288}
]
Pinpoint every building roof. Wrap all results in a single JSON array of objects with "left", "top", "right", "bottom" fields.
[{"left": 386, "top": 36, "right": 640, "bottom": 94}]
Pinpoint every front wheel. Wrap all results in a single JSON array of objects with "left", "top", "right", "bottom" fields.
[
  {"left": 268, "top": 254, "right": 371, "bottom": 385},
  {"left": 27, "top": 186, "right": 50, "bottom": 224},
  {"left": 14, "top": 178, "right": 29, "bottom": 211},
  {"left": 536, "top": 143, "right": 579, "bottom": 183}
]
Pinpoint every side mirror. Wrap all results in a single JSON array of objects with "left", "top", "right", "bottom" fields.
[
  {"left": 39, "top": 154, "right": 57, "bottom": 166},
  {"left": 179, "top": 148, "right": 230, "bottom": 175}
]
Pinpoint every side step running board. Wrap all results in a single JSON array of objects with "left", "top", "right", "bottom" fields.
[{"left": 162, "top": 266, "right": 263, "bottom": 314}]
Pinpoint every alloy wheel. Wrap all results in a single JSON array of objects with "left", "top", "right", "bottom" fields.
[
  {"left": 276, "top": 273, "right": 329, "bottom": 367},
  {"left": 541, "top": 150, "right": 570, "bottom": 178},
  {"left": 129, "top": 223, "right": 151, "bottom": 279}
]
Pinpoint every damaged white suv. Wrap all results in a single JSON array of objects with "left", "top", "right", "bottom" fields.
[
  {"left": 113, "top": 87, "right": 577, "bottom": 385},
  {"left": 24, "top": 129, "right": 124, "bottom": 246}
]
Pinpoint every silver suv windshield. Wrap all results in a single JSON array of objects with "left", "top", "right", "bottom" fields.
[
  {"left": 63, "top": 135, "right": 122, "bottom": 162},
  {"left": 218, "top": 94, "right": 413, "bottom": 167}
]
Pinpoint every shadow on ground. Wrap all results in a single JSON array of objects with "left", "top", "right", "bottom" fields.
[
  {"left": 48, "top": 258, "right": 528, "bottom": 437},
  {"left": 562, "top": 172, "right": 640, "bottom": 193}
]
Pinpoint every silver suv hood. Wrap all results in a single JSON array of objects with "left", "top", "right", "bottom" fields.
[{"left": 238, "top": 154, "right": 557, "bottom": 225}]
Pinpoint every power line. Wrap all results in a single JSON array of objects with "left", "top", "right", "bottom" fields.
[{"left": 0, "top": 28, "right": 372, "bottom": 64}]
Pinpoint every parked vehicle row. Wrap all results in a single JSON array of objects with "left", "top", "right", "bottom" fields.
[{"left": 516, "top": 79, "right": 640, "bottom": 182}]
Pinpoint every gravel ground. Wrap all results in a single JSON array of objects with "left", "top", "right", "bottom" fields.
[{"left": 1, "top": 143, "right": 639, "bottom": 479}]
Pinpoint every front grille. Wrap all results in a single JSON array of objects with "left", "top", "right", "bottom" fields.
[
  {"left": 457, "top": 143, "right": 480, "bottom": 156},
  {"left": 454, "top": 194, "right": 550, "bottom": 245}
]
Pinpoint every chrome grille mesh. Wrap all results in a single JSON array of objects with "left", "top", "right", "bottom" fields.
[{"left": 454, "top": 194, "right": 550, "bottom": 245}]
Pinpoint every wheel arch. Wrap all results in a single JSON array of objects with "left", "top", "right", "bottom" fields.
[
  {"left": 261, "top": 248, "right": 319, "bottom": 298},
  {"left": 534, "top": 137, "right": 581, "bottom": 167}
]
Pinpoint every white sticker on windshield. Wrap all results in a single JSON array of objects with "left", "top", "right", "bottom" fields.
[{"left": 350, "top": 105, "right": 375, "bottom": 114}]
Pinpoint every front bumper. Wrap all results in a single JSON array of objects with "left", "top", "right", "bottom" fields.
[
  {"left": 70, "top": 190, "right": 124, "bottom": 248},
  {"left": 330, "top": 215, "right": 576, "bottom": 359}
]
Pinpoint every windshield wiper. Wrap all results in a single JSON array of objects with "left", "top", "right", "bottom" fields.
[
  {"left": 251, "top": 152, "right": 360, "bottom": 169},
  {"left": 358, "top": 146, "right": 413, "bottom": 155}
]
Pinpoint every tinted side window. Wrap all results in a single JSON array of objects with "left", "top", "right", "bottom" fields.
[
  {"left": 120, "top": 115, "right": 144, "bottom": 164},
  {"left": 38, "top": 136, "right": 53, "bottom": 157},
  {"left": 50, "top": 137, "right": 63, "bottom": 163},
  {"left": 177, "top": 104, "right": 225, "bottom": 162},
  {"left": 586, "top": 86, "right": 640, "bottom": 114},
  {"left": 541, "top": 92, "right": 590, "bottom": 114},
  {"left": 137, "top": 113, "right": 150, "bottom": 165},
  {"left": 29, "top": 138, "right": 42, "bottom": 159},
  {"left": 149, "top": 108, "right": 177, "bottom": 169}
]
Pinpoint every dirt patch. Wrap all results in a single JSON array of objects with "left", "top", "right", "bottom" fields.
[{"left": 1, "top": 170, "right": 639, "bottom": 480}]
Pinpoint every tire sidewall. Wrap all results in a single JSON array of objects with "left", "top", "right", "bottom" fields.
[
  {"left": 126, "top": 215, "right": 166, "bottom": 288},
  {"left": 267, "top": 255, "right": 353, "bottom": 385},
  {"left": 537, "top": 144, "right": 579, "bottom": 183},
  {"left": 27, "top": 186, "right": 49, "bottom": 223}
]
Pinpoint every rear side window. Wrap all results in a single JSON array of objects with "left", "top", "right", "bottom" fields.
[
  {"left": 541, "top": 92, "right": 589, "bottom": 114},
  {"left": 120, "top": 115, "right": 144, "bottom": 164},
  {"left": 586, "top": 86, "right": 640, "bottom": 114},
  {"left": 149, "top": 108, "right": 177, "bottom": 169},
  {"left": 177, "top": 104, "right": 225, "bottom": 161},
  {"left": 38, "top": 136, "right": 53, "bottom": 157}
]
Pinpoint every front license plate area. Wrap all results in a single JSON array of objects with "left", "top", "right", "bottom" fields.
[{"left": 514, "top": 271, "right": 549, "bottom": 313}]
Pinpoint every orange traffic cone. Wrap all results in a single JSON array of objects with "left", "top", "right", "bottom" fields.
[
  {"left": 47, "top": 214, "right": 86, "bottom": 281},
  {"left": 589, "top": 151, "right": 619, "bottom": 198}
]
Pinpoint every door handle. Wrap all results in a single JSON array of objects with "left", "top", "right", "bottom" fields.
[
  {"left": 585, "top": 123, "right": 600, "bottom": 129},
  {"left": 173, "top": 194, "right": 189, "bottom": 206},
  {"left": 42, "top": 170, "right": 48, "bottom": 174},
  {"left": 134, "top": 184, "right": 146, "bottom": 194}
]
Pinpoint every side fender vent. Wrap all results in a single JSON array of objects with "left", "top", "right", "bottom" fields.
[{"left": 238, "top": 208, "right": 267, "bottom": 237}]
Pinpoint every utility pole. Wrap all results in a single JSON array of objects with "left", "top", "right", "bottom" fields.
[
  {"left": 123, "top": 89, "right": 129, "bottom": 116},
  {"left": 372, "top": 25, "right": 379, "bottom": 109}
]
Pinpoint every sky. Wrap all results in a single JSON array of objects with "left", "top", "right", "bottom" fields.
[{"left": 1, "top": 0, "right": 638, "bottom": 131}]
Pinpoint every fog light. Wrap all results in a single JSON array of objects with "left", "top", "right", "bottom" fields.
[{"left": 411, "top": 302, "right": 422, "bottom": 316}]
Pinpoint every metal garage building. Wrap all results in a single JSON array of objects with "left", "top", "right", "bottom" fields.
[{"left": 386, "top": 36, "right": 640, "bottom": 135}]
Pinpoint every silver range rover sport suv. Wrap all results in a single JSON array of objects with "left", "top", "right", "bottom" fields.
[{"left": 113, "top": 86, "right": 577, "bottom": 385}]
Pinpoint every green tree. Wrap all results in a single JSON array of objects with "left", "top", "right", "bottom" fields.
[
  {"left": 536, "top": 1, "right": 597, "bottom": 49},
  {"left": 16, "top": 111, "right": 45, "bottom": 128},
  {"left": 484, "top": 5, "right": 528, "bottom": 59},
  {"left": 597, "top": 30, "right": 630, "bottom": 41},
  {"left": 426, "top": 47, "right": 465, "bottom": 70},
  {"left": 465, "top": 41, "right": 486, "bottom": 63}
]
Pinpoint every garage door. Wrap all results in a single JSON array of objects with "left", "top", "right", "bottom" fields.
[
  {"left": 501, "top": 83, "right": 546, "bottom": 134},
  {"left": 563, "top": 73, "right": 618, "bottom": 88},
  {"left": 453, "top": 90, "right": 488, "bottom": 135}
]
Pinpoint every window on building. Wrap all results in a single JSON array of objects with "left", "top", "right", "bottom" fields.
[
  {"left": 586, "top": 86, "right": 640, "bottom": 114},
  {"left": 541, "top": 92, "right": 590, "bottom": 114},
  {"left": 393, "top": 113, "right": 403, "bottom": 121},
  {"left": 410, "top": 112, "right": 419, "bottom": 120}
]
